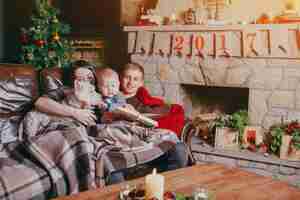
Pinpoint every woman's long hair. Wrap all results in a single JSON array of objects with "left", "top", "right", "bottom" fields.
[{"left": 68, "top": 60, "right": 97, "bottom": 88}]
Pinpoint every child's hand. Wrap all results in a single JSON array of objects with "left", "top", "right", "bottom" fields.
[
  {"left": 113, "top": 104, "right": 141, "bottom": 121},
  {"left": 96, "top": 100, "right": 107, "bottom": 110}
]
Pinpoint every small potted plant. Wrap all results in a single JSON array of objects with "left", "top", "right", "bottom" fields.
[
  {"left": 270, "top": 121, "right": 300, "bottom": 160},
  {"left": 213, "top": 110, "right": 249, "bottom": 150}
]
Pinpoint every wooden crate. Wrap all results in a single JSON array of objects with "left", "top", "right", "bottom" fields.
[
  {"left": 214, "top": 127, "right": 239, "bottom": 150},
  {"left": 280, "top": 135, "right": 300, "bottom": 161}
]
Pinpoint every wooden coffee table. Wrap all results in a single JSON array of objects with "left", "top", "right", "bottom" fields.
[{"left": 54, "top": 164, "right": 300, "bottom": 200}]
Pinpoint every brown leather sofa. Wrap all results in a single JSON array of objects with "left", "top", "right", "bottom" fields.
[{"left": 0, "top": 63, "right": 62, "bottom": 144}]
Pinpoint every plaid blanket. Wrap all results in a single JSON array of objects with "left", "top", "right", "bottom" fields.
[
  {"left": 0, "top": 112, "right": 179, "bottom": 199},
  {"left": 0, "top": 142, "right": 53, "bottom": 200},
  {"left": 24, "top": 121, "right": 179, "bottom": 191},
  {"left": 24, "top": 126, "right": 97, "bottom": 195},
  {"left": 93, "top": 121, "right": 179, "bottom": 187}
]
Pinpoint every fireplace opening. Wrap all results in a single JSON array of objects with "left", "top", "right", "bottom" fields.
[{"left": 181, "top": 84, "right": 249, "bottom": 119}]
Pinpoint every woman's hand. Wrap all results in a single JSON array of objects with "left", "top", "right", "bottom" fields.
[
  {"left": 35, "top": 96, "right": 97, "bottom": 126},
  {"left": 71, "top": 108, "right": 97, "bottom": 126}
]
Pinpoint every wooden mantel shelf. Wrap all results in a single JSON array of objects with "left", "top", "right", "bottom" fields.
[{"left": 123, "top": 24, "right": 300, "bottom": 32}]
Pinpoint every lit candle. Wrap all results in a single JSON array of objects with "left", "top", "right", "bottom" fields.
[{"left": 145, "top": 168, "right": 164, "bottom": 200}]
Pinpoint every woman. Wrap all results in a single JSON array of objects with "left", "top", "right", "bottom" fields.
[
  {"left": 35, "top": 61, "right": 98, "bottom": 126},
  {"left": 33, "top": 61, "right": 127, "bottom": 186}
]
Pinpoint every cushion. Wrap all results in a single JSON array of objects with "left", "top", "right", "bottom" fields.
[{"left": 0, "top": 64, "right": 38, "bottom": 143}]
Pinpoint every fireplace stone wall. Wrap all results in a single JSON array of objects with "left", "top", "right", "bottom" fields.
[
  {"left": 130, "top": 53, "right": 300, "bottom": 129},
  {"left": 124, "top": 24, "right": 300, "bottom": 130}
]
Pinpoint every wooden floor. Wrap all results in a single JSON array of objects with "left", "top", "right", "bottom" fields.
[{"left": 54, "top": 163, "right": 300, "bottom": 200}]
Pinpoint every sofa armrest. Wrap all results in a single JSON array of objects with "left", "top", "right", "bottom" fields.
[{"left": 0, "top": 64, "right": 38, "bottom": 143}]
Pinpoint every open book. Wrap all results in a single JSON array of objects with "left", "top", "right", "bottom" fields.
[{"left": 113, "top": 106, "right": 158, "bottom": 128}]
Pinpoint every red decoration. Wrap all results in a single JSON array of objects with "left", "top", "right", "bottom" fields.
[
  {"left": 247, "top": 144, "right": 257, "bottom": 152},
  {"left": 286, "top": 121, "right": 300, "bottom": 135},
  {"left": 137, "top": 19, "right": 157, "bottom": 26},
  {"left": 246, "top": 130, "right": 256, "bottom": 145},
  {"left": 173, "top": 35, "right": 184, "bottom": 52},
  {"left": 136, "top": 5, "right": 156, "bottom": 26},
  {"left": 20, "top": 33, "right": 28, "bottom": 44},
  {"left": 259, "top": 143, "right": 268, "bottom": 153},
  {"left": 34, "top": 39, "right": 45, "bottom": 47},
  {"left": 135, "top": 87, "right": 185, "bottom": 137},
  {"left": 195, "top": 36, "right": 205, "bottom": 51},
  {"left": 164, "top": 191, "right": 176, "bottom": 200}
]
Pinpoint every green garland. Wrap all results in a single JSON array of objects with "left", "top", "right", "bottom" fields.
[{"left": 270, "top": 126, "right": 284, "bottom": 154}]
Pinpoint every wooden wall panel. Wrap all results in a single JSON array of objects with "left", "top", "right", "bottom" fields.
[{"left": 56, "top": 0, "right": 121, "bottom": 35}]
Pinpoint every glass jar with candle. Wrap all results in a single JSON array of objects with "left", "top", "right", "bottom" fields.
[
  {"left": 119, "top": 184, "right": 136, "bottom": 200},
  {"left": 193, "top": 187, "right": 209, "bottom": 200}
]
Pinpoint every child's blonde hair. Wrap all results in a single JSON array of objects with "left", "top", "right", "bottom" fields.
[{"left": 96, "top": 67, "right": 119, "bottom": 83}]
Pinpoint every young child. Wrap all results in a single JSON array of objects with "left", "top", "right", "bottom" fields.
[
  {"left": 95, "top": 68, "right": 126, "bottom": 112},
  {"left": 95, "top": 67, "right": 158, "bottom": 127},
  {"left": 120, "top": 62, "right": 185, "bottom": 137}
]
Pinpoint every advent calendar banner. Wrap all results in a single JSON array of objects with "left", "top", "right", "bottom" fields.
[
  {"left": 289, "top": 29, "right": 300, "bottom": 58},
  {"left": 136, "top": 31, "right": 154, "bottom": 54},
  {"left": 243, "top": 28, "right": 264, "bottom": 57},
  {"left": 228, "top": 31, "right": 242, "bottom": 57},
  {"left": 270, "top": 28, "right": 289, "bottom": 57},
  {"left": 125, "top": 24, "right": 300, "bottom": 59},
  {"left": 171, "top": 32, "right": 192, "bottom": 57},
  {"left": 153, "top": 32, "right": 172, "bottom": 56},
  {"left": 214, "top": 32, "right": 233, "bottom": 57},
  {"left": 192, "top": 32, "right": 212, "bottom": 58},
  {"left": 259, "top": 30, "right": 272, "bottom": 57},
  {"left": 127, "top": 32, "right": 137, "bottom": 54}
]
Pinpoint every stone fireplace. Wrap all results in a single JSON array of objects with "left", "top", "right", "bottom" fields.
[
  {"left": 124, "top": 24, "right": 300, "bottom": 185},
  {"left": 124, "top": 24, "right": 300, "bottom": 130},
  {"left": 181, "top": 84, "right": 249, "bottom": 119}
]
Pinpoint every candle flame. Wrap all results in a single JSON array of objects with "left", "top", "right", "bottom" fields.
[{"left": 152, "top": 168, "right": 157, "bottom": 175}]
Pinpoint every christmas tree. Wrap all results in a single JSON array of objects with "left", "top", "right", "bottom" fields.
[{"left": 19, "top": 0, "right": 73, "bottom": 69}]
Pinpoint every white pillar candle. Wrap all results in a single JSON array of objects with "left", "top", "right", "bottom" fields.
[{"left": 145, "top": 168, "right": 164, "bottom": 200}]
